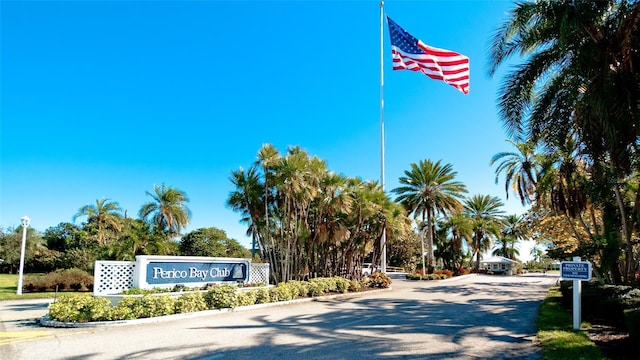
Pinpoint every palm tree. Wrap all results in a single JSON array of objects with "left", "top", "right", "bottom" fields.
[
  {"left": 493, "top": 214, "right": 526, "bottom": 260},
  {"left": 490, "top": 140, "right": 541, "bottom": 205},
  {"left": 489, "top": 0, "right": 640, "bottom": 283},
  {"left": 489, "top": 1, "right": 640, "bottom": 161},
  {"left": 436, "top": 213, "right": 473, "bottom": 271},
  {"left": 530, "top": 244, "right": 544, "bottom": 263},
  {"left": 256, "top": 144, "right": 280, "bottom": 258},
  {"left": 392, "top": 159, "right": 468, "bottom": 272},
  {"left": 73, "top": 198, "right": 123, "bottom": 246},
  {"left": 139, "top": 184, "right": 191, "bottom": 238},
  {"left": 228, "top": 166, "right": 265, "bottom": 259},
  {"left": 463, "top": 195, "right": 505, "bottom": 271}
]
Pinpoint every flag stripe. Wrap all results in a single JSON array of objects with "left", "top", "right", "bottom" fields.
[
  {"left": 387, "top": 16, "right": 469, "bottom": 94},
  {"left": 391, "top": 52, "right": 469, "bottom": 74}
]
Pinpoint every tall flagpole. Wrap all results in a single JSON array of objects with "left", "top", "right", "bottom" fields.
[{"left": 379, "top": 1, "right": 387, "bottom": 273}]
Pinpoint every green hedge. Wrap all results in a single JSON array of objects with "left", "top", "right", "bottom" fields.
[
  {"left": 559, "top": 281, "right": 640, "bottom": 327},
  {"left": 47, "top": 275, "right": 392, "bottom": 323}
]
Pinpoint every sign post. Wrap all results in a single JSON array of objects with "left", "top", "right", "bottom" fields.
[{"left": 560, "top": 257, "right": 592, "bottom": 330}]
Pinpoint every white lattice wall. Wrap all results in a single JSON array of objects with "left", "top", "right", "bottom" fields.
[
  {"left": 93, "top": 261, "right": 135, "bottom": 296},
  {"left": 250, "top": 263, "right": 270, "bottom": 284},
  {"left": 93, "top": 260, "right": 270, "bottom": 295}
]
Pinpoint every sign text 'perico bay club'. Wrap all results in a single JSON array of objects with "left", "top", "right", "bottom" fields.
[{"left": 133, "top": 256, "right": 251, "bottom": 290}]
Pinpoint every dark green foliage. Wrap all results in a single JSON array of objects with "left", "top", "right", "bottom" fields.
[
  {"left": 42, "top": 222, "right": 87, "bottom": 252},
  {"left": 559, "top": 280, "right": 640, "bottom": 326},
  {"left": 179, "top": 227, "right": 250, "bottom": 258},
  {"left": 60, "top": 248, "right": 98, "bottom": 273},
  {"left": 0, "top": 226, "right": 47, "bottom": 273}
]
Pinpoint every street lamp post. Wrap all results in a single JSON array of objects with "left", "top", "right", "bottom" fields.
[{"left": 17, "top": 216, "right": 30, "bottom": 295}]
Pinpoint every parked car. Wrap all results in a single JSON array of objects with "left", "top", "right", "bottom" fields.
[{"left": 361, "top": 263, "right": 379, "bottom": 276}]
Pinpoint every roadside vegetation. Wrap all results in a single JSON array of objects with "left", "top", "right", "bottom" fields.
[
  {"left": 45, "top": 273, "right": 392, "bottom": 323},
  {"left": 0, "top": 274, "right": 79, "bottom": 301},
  {"left": 536, "top": 286, "right": 605, "bottom": 360}
]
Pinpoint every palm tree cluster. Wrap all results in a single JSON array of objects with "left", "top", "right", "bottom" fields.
[
  {"left": 489, "top": 0, "right": 640, "bottom": 285},
  {"left": 71, "top": 184, "right": 191, "bottom": 250},
  {"left": 228, "top": 144, "right": 410, "bottom": 284},
  {"left": 229, "top": 147, "right": 525, "bottom": 283}
]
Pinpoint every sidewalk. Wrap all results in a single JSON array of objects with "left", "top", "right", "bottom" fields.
[{"left": 0, "top": 298, "right": 53, "bottom": 322}]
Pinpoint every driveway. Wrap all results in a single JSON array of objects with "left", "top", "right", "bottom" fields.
[{"left": 1, "top": 273, "right": 558, "bottom": 359}]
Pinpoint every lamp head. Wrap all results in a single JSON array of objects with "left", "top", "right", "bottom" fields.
[{"left": 21, "top": 216, "right": 30, "bottom": 227}]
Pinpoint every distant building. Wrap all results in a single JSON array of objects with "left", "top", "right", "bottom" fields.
[{"left": 481, "top": 256, "right": 520, "bottom": 275}]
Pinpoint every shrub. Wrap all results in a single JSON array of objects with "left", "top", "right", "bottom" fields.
[
  {"left": 48, "top": 275, "right": 395, "bottom": 323},
  {"left": 204, "top": 284, "right": 239, "bottom": 309},
  {"left": 114, "top": 297, "right": 146, "bottom": 319},
  {"left": 309, "top": 277, "right": 340, "bottom": 294},
  {"left": 174, "top": 292, "right": 208, "bottom": 314},
  {"left": 108, "top": 304, "right": 136, "bottom": 321},
  {"left": 63, "top": 268, "right": 94, "bottom": 290},
  {"left": 348, "top": 279, "right": 363, "bottom": 292},
  {"left": 333, "top": 277, "right": 350, "bottom": 293},
  {"left": 287, "top": 280, "right": 311, "bottom": 297},
  {"left": 269, "top": 284, "right": 295, "bottom": 302},
  {"left": 434, "top": 270, "right": 453, "bottom": 278},
  {"left": 308, "top": 282, "right": 326, "bottom": 296},
  {"left": 255, "top": 288, "right": 271, "bottom": 304},
  {"left": 121, "top": 287, "right": 171, "bottom": 295},
  {"left": 237, "top": 290, "right": 258, "bottom": 306},
  {"left": 23, "top": 268, "right": 93, "bottom": 293},
  {"left": 369, "top": 272, "right": 392, "bottom": 288},
  {"left": 49, "top": 294, "right": 111, "bottom": 322},
  {"left": 141, "top": 295, "right": 176, "bottom": 318},
  {"left": 559, "top": 281, "right": 640, "bottom": 326}
]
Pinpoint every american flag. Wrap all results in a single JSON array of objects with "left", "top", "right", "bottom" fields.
[{"left": 387, "top": 16, "right": 469, "bottom": 95}]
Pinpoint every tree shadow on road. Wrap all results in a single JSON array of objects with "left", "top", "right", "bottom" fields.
[{"left": 154, "top": 278, "right": 551, "bottom": 360}]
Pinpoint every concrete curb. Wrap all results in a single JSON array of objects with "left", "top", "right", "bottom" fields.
[{"left": 38, "top": 287, "right": 393, "bottom": 328}]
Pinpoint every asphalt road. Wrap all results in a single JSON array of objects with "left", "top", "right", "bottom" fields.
[{"left": 1, "top": 273, "right": 558, "bottom": 360}]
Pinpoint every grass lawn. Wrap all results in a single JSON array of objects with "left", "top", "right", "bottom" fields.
[
  {"left": 536, "top": 285, "right": 606, "bottom": 360},
  {"left": 0, "top": 274, "right": 67, "bottom": 301}
]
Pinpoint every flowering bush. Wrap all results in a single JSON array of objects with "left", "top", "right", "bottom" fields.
[{"left": 369, "top": 272, "right": 392, "bottom": 288}]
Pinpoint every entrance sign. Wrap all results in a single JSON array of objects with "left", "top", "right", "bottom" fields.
[
  {"left": 146, "top": 261, "right": 248, "bottom": 285},
  {"left": 134, "top": 256, "right": 250, "bottom": 290},
  {"left": 560, "top": 261, "right": 592, "bottom": 281}
]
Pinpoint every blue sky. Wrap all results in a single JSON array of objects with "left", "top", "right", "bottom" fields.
[{"left": 1, "top": 1, "right": 534, "bottom": 258}]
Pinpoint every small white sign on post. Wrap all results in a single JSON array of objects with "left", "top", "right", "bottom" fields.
[{"left": 560, "top": 257, "right": 592, "bottom": 330}]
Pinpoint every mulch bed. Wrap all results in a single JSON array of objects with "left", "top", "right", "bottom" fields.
[{"left": 587, "top": 323, "right": 634, "bottom": 360}]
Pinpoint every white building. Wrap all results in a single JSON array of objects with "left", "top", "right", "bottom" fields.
[{"left": 481, "top": 256, "right": 520, "bottom": 275}]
